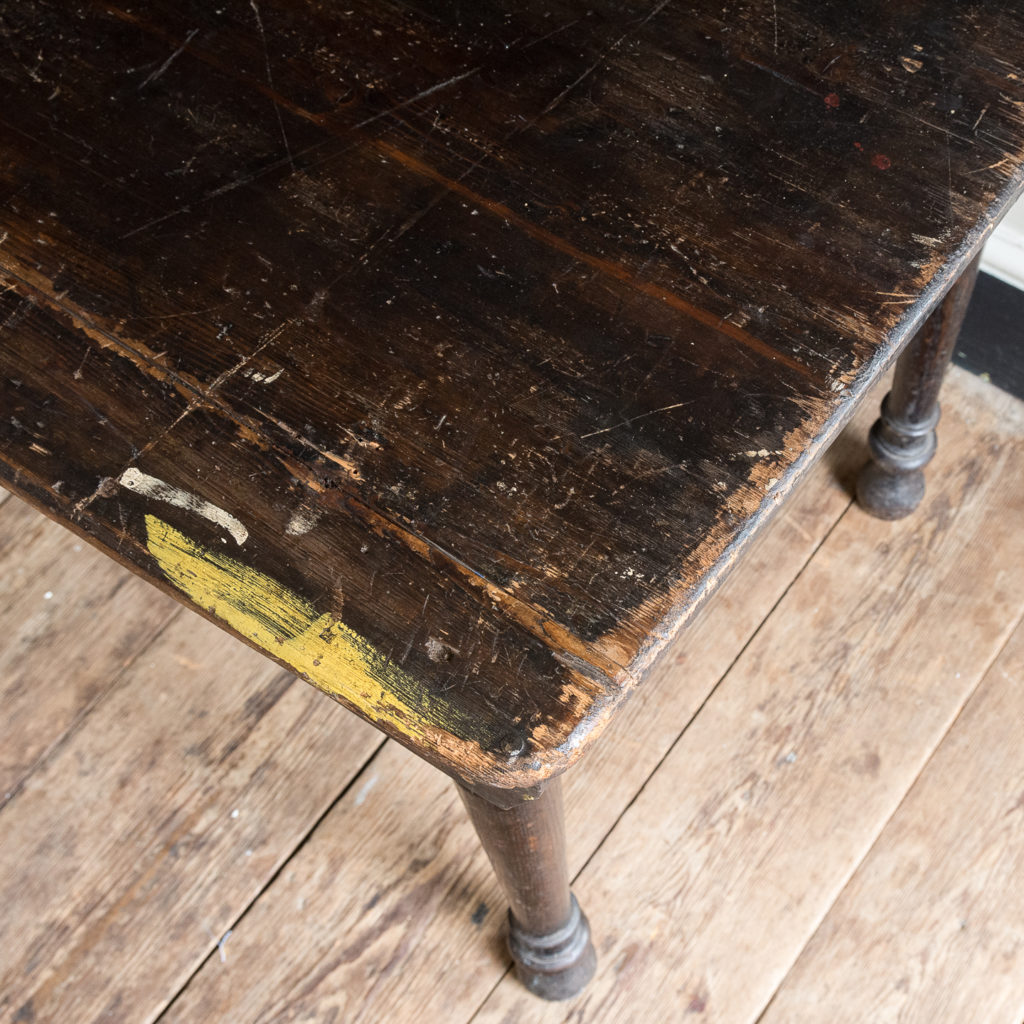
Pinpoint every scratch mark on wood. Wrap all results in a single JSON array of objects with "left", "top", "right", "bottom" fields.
[
  {"left": 571, "top": 401, "right": 694, "bottom": 440},
  {"left": 539, "top": 0, "right": 672, "bottom": 118},
  {"left": 354, "top": 68, "right": 481, "bottom": 130},
  {"left": 285, "top": 506, "right": 322, "bottom": 536},
  {"left": 246, "top": 367, "right": 284, "bottom": 384},
  {"left": 119, "top": 60, "right": 480, "bottom": 241},
  {"left": 249, "top": 0, "right": 294, "bottom": 171},
  {"left": 137, "top": 27, "right": 199, "bottom": 90}
]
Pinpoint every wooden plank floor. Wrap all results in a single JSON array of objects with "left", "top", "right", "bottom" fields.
[{"left": 2, "top": 366, "right": 1023, "bottom": 1024}]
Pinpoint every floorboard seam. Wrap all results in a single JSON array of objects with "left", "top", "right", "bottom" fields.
[
  {"left": 751, "top": 600, "right": 1024, "bottom": 1024},
  {"left": 569, "top": 495, "right": 855, "bottom": 886},
  {"left": 463, "top": 495, "right": 856, "bottom": 1023},
  {"left": 0, "top": 604, "right": 185, "bottom": 816},
  {"left": 149, "top": 735, "right": 390, "bottom": 1024}
]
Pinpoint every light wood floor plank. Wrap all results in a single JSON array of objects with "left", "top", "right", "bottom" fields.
[
  {"left": 473, "top": 369, "right": 1024, "bottom": 1023},
  {"left": 758, "top": 615, "right": 1024, "bottom": 1024},
  {"left": 154, "top": 358, "right": 879, "bottom": 1024},
  {"left": 0, "top": 494, "right": 179, "bottom": 800},
  {"left": 0, "top": 614, "right": 382, "bottom": 1024}
]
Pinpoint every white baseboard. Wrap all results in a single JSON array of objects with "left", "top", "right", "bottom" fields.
[
  {"left": 981, "top": 197, "right": 1024, "bottom": 291},
  {"left": 981, "top": 226, "right": 1024, "bottom": 291}
]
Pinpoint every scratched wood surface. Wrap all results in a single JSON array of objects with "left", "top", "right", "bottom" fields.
[
  {"left": 3, "top": 2, "right": 1024, "bottom": 785},
  {"left": 159, "top": 353, "right": 883, "bottom": 1024},
  {"left": 3, "top": 367, "right": 1023, "bottom": 1023}
]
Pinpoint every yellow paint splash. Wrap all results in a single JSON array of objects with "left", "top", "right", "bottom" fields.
[{"left": 144, "top": 514, "right": 428, "bottom": 738}]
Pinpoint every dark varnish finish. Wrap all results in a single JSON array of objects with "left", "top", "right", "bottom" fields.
[{"left": 2, "top": 1, "right": 1023, "bottom": 784}]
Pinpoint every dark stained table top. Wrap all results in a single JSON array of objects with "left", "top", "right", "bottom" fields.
[{"left": 2, "top": 0, "right": 1023, "bottom": 787}]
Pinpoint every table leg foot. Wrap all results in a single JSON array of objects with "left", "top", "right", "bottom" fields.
[
  {"left": 456, "top": 775, "right": 596, "bottom": 1001},
  {"left": 508, "top": 893, "right": 597, "bottom": 1000},
  {"left": 856, "top": 397, "right": 935, "bottom": 519},
  {"left": 857, "top": 462, "right": 927, "bottom": 520},
  {"left": 857, "top": 254, "right": 980, "bottom": 520}
]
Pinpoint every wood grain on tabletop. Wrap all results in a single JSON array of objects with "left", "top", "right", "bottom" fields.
[
  {"left": 2, "top": 1, "right": 1024, "bottom": 783},
  {"left": 0, "top": 609, "right": 382, "bottom": 1024},
  {"left": 471, "top": 370, "right": 1024, "bottom": 1022},
  {"left": 760, "top": 615, "right": 1024, "bottom": 1024}
]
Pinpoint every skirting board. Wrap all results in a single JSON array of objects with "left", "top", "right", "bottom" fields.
[{"left": 981, "top": 196, "right": 1024, "bottom": 291}]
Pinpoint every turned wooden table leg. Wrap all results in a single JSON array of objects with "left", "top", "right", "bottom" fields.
[
  {"left": 857, "top": 254, "right": 981, "bottom": 519},
  {"left": 457, "top": 776, "right": 596, "bottom": 1000}
]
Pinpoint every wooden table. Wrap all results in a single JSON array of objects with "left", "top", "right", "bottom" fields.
[{"left": 2, "top": 0, "right": 1022, "bottom": 1001}]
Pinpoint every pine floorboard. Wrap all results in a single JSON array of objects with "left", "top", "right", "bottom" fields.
[{"left": 1, "top": 367, "right": 1022, "bottom": 1023}]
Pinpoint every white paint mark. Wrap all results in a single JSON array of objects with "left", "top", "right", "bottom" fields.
[
  {"left": 246, "top": 367, "right": 283, "bottom": 384},
  {"left": 354, "top": 773, "right": 378, "bottom": 806},
  {"left": 118, "top": 467, "right": 249, "bottom": 545},
  {"left": 217, "top": 929, "right": 233, "bottom": 963},
  {"left": 230, "top": 808, "right": 240, "bottom": 819},
  {"left": 285, "top": 507, "right": 322, "bottom": 536},
  {"left": 43, "top": 591, "right": 53, "bottom": 600}
]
